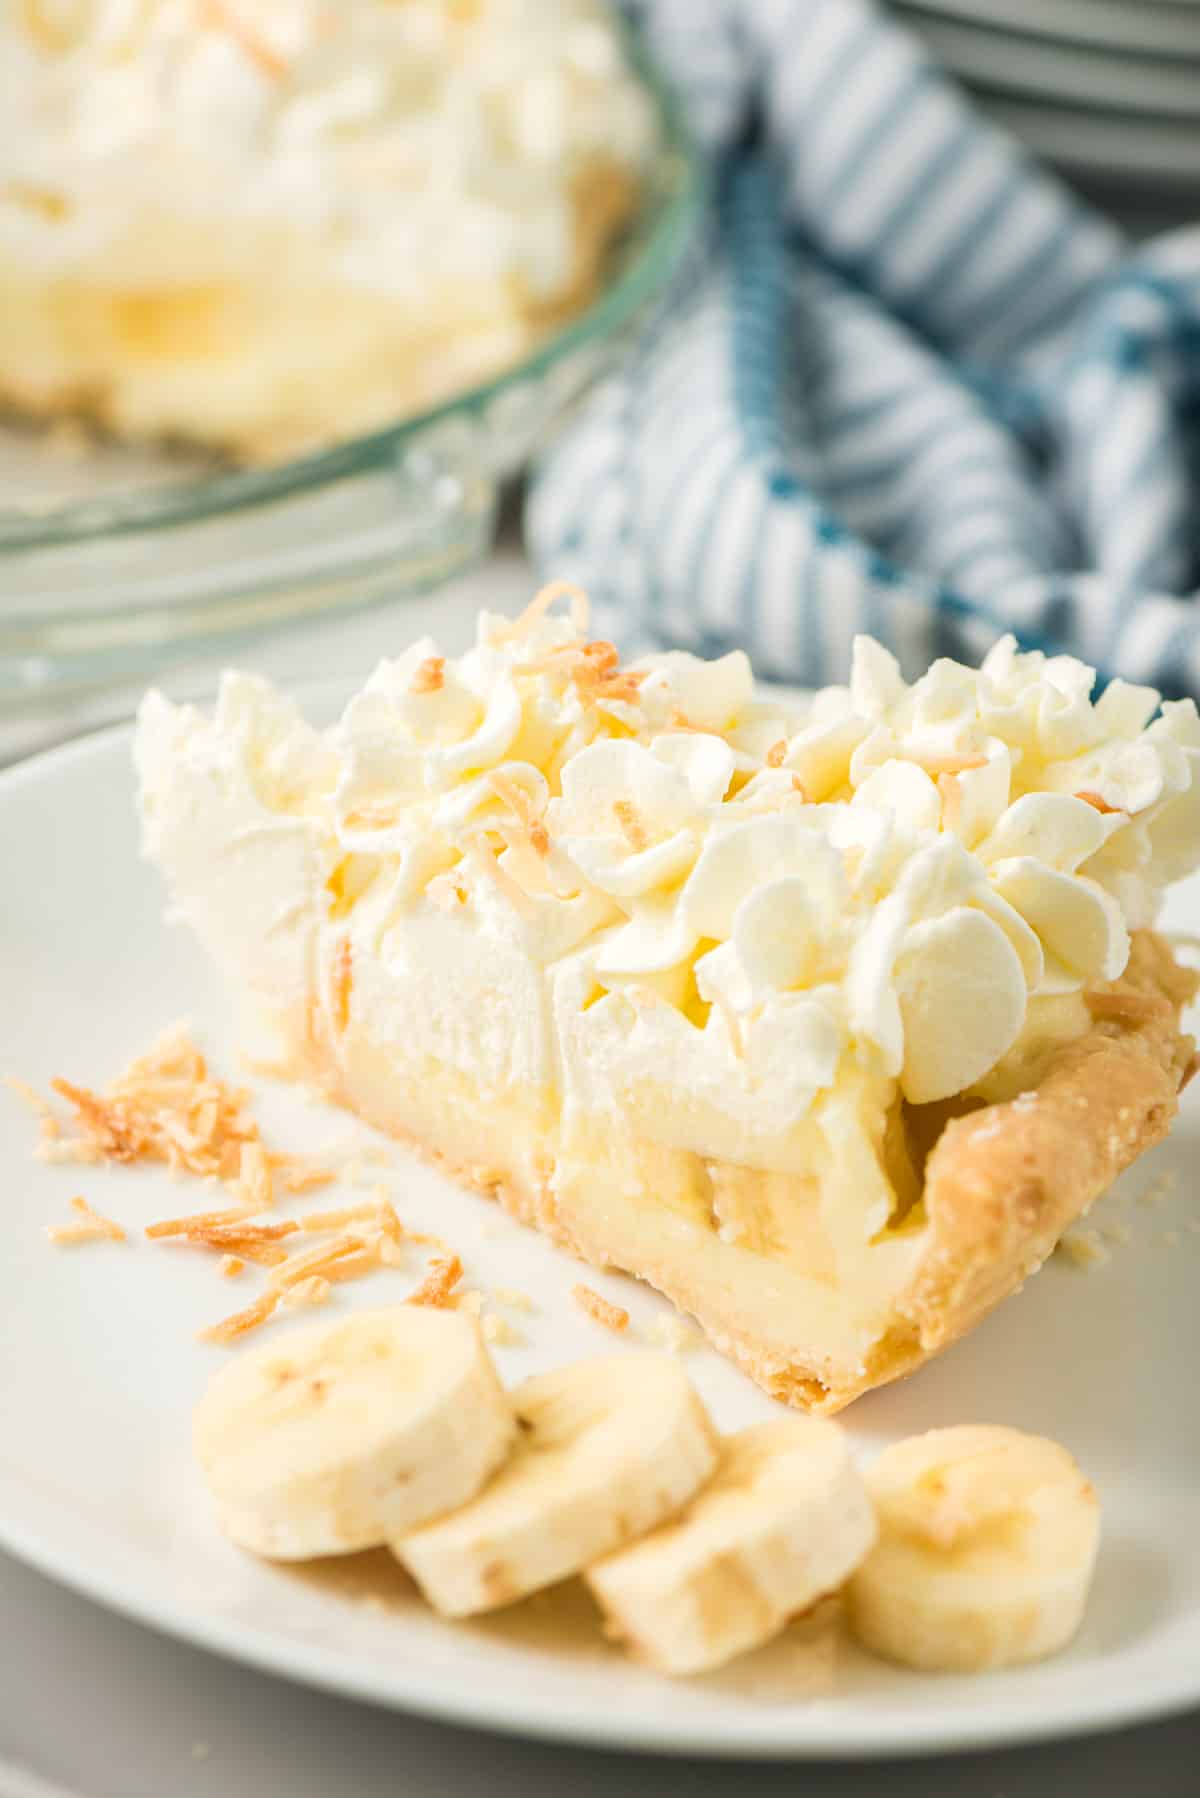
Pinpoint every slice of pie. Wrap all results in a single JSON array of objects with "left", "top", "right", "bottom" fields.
[
  {"left": 0, "top": 1, "right": 655, "bottom": 463},
  {"left": 135, "top": 591, "right": 1200, "bottom": 1409}
]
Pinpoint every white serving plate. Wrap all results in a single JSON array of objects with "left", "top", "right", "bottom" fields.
[{"left": 1, "top": 710, "right": 1198, "bottom": 1759}]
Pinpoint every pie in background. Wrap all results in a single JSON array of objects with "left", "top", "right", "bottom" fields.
[{"left": 0, "top": 0, "right": 658, "bottom": 463}]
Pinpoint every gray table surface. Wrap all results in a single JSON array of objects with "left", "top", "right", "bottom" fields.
[
  {"left": 1, "top": 1548, "right": 1197, "bottom": 1798},
  {"left": 4, "top": 554, "right": 1198, "bottom": 1796}
]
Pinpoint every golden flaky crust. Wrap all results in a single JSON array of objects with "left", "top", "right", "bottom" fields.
[
  {"left": 288, "top": 931, "right": 1195, "bottom": 1415},
  {"left": 896, "top": 931, "right": 1196, "bottom": 1367}
]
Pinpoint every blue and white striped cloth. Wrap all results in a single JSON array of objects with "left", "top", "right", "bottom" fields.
[{"left": 528, "top": 0, "right": 1200, "bottom": 694}]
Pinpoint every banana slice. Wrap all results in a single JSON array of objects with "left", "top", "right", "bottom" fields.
[
  {"left": 395, "top": 1355, "right": 719, "bottom": 1617},
  {"left": 587, "top": 1417, "right": 877, "bottom": 1674},
  {"left": 193, "top": 1307, "right": 515, "bottom": 1560},
  {"left": 847, "top": 1425, "right": 1101, "bottom": 1672}
]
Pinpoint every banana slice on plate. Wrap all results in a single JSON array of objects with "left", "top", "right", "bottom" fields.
[
  {"left": 847, "top": 1424, "right": 1101, "bottom": 1672},
  {"left": 193, "top": 1307, "right": 514, "bottom": 1559},
  {"left": 395, "top": 1355, "right": 719, "bottom": 1617},
  {"left": 587, "top": 1417, "right": 877, "bottom": 1675}
]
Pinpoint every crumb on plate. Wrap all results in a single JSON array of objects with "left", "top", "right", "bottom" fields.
[
  {"left": 1058, "top": 1230, "right": 1111, "bottom": 1269},
  {"left": 407, "top": 1254, "right": 464, "bottom": 1309},
  {"left": 644, "top": 1314, "right": 700, "bottom": 1354},
  {"left": 572, "top": 1284, "right": 630, "bottom": 1333},
  {"left": 46, "top": 1194, "right": 126, "bottom": 1246}
]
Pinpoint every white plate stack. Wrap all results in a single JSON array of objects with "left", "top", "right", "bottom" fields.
[{"left": 892, "top": 0, "right": 1200, "bottom": 203}]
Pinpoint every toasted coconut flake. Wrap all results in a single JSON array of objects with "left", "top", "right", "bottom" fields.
[
  {"left": 282, "top": 1276, "right": 332, "bottom": 1310},
  {"left": 268, "top": 1232, "right": 371, "bottom": 1291},
  {"left": 375, "top": 1197, "right": 405, "bottom": 1242},
  {"left": 407, "top": 1254, "right": 464, "bottom": 1309},
  {"left": 518, "top": 644, "right": 586, "bottom": 680},
  {"left": 593, "top": 671, "right": 647, "bottom": 705},
  {"left": 184, "top": 1221, "right": 299, "bottom": 1247},
  {"left": 146, "top": 1205, "right": 263, "bottom": 1239},
  {"left": 331, "top": 937, "right": 353, "bottom": 1036},
  {"left": 765, "top": 739, "right": 788, "bottom": 769},
  {"left": 326, "top": 1249, "right": 387, "bottom": 1284},
  {"left": 465, "top": 841, "right": 535, "bottom": 915},
  {"left": 51, "top": 1078, "right": 141, "bottom": 1161},
  {"left": 937, "top": 771, "right": 963, "bottom": 829},
  {"left": 274, "top": 1160, "right": 337, "bottom": 1195},
  {"left": 902, "top": 749, "right": 988, "bottom": 776},
  {"left": 47, "top": 1195, "right": 126, "bottom": 1246},
  {"left": 233, "top": 1242, "right": 290, "bottom": 1267},
  {"left": 4, "top": 1076, "right": 54, "bottom": 1119},
  {"left": 486, "top": 769, "right": 543, "bottom": 822},
  {"left": 487, "top": 770, "right": 552, "bottom": 857},
  {"left": 668, "top": 708, "right": 701, "bottom": 732},
  {"left": 220, "top": 1256, "right": 246, "bottom": 1279},
  {"left": 298, "top": 1199, "right": 396, "bottom": 1234},
  {"left": 408, "top": 1228, "right": 452, "bottom": 1255},
  {"left": 410, "top": 655, "right": 445, "bottom": 695},
  {"left": 200, "top": 0, "right": 287, "bottom": 77},
  {"left": 519, "top": 634, "right": 645, "bottom": 709},
  {"left": 233, "top": 1139, "right": 274, "bottom": 1211},
  {"left": 493, "top": 580, "right": 590, "bottom": 643},
  {"left": 612, "top": 799, "right": 648, "bottom": 852},
  {"left": 199, "top": 1290, "right": 280, "bottom": 1344},
  {"left": 1076, "top": 789, "right": 1124, "bottom": 816},
  {"left": 572, "top": 1284, "right": 629, "bottom": 1333},
  {"left": 22, "top": 1027, "right": 288, "bottom": 1198}
]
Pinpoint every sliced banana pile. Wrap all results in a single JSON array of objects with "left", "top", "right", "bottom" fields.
[{"left": 193, "top": 1310, "right": 1101, "bottom": 1678}]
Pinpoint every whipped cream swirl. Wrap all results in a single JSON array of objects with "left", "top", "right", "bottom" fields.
[{"left": 138, "top": 599, "right": 1200, "bottom": 1115}]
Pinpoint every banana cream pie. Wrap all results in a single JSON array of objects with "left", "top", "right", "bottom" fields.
[
  {"left": 0, "top": 0, "right": 656, "bottom": 462},
  {"left": 136, "top": 591, "right": 1200, "bottom": 1410}
]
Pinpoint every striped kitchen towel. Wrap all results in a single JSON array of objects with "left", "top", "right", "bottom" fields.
[{"left": 527, "top": 0, "right": 1200, "bottom": 693}]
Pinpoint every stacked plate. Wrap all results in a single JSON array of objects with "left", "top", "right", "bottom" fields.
[{"left": 893, "top": 0, "right": 1200, "bottom": 199}]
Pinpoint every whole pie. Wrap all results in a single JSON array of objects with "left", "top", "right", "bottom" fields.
[
  {"left": 0, "top": 0, "right": 656, "bottom": 463},
  {"left": 136, "top": 592, "right": 1200, "bottom": 1409}
]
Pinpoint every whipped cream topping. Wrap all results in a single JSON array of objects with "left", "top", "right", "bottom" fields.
[
  {"left": 0, "top": 0, "right": 657, "bottom": 294},
  {"left": 136, "top": 597, "right": 1200, "bottom": 1130}
]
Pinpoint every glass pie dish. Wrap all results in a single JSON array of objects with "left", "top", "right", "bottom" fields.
[{"left": 0, "top": 47, "right": 701, "bottom": 713}]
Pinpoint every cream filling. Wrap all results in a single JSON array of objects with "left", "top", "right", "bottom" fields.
[{"left": 306, "top": 921, "right": 931, "bottom": 1376}]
